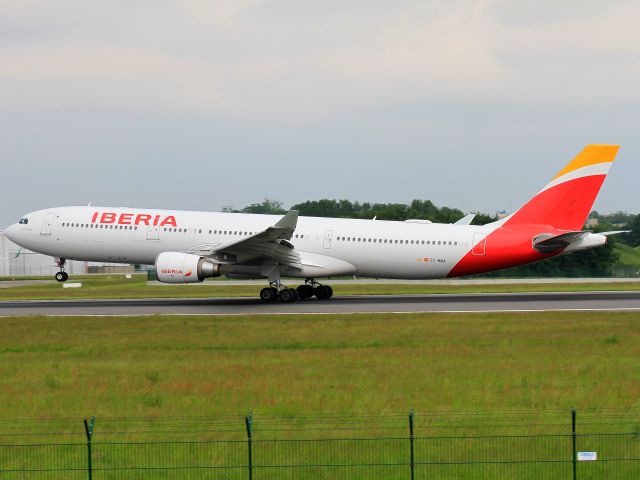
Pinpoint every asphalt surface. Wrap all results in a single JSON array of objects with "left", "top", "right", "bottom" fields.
[{"left": 1, "top": 291, "right": 639, "bottom": 316}]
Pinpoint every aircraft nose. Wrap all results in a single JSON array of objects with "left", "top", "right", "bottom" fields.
[{"left": 4, "top": 223, "right": 19, "bottom": 242}]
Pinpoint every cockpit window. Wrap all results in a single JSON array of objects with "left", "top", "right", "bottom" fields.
[{"left": 18, "top": 218, "right": 29, "bottom": 225}]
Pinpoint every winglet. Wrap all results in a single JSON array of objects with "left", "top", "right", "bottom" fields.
[
  {"left": 274, "top": 210, "right": 299, "bottom": 230},
  {"left": 454, "top": 213, "right": 476, "bottom": 226}
]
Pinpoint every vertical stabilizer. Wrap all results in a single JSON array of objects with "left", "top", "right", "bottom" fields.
[{"left": 505, "top": 145, "right": 619, "bottom": 231}]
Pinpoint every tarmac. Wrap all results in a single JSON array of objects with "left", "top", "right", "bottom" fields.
[{"left": 1, "top": 291, "right": 639, "bottom": 316}]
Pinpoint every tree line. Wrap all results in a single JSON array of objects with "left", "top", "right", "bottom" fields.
[{"left": 228, "top": 199, "right": 640, "bottom": 277}]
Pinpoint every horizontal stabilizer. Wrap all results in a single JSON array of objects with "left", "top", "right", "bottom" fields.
[
  {"left": 533, "top": 230, "right": 612, "bottom": 254},
  {"left": 533, "top": 231, "right": 587, "bottom": 253},
  {"left": 599, "top": 230, "right": 631, "bottom": 236}
]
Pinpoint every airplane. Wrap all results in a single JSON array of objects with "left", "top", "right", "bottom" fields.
[{"left": 4, "top": 145, "right": 622, "bottom": 303}]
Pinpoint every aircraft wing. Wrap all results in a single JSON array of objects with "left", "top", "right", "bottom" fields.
[{"left": 206, "top": 210, "right": 301, "bottom": 265}]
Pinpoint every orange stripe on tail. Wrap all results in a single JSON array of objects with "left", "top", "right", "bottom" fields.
[
  {"left": 506, "top": 145, "right": 619, "bottom": 231},
  {"left": 551, "top": 144, "right": 619, "bottom": 180}
]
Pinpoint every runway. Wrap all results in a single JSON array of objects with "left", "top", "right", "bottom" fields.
[{"left": 1, "top": 291, "right": 640, "bottom": 316}]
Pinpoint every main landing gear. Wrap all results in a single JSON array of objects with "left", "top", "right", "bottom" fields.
[
  {"left": 259, "top": 279, "right": 333, "bottom": 303},
  {"left": 54, "top": 257, "right": 69, "bottom": 282}
]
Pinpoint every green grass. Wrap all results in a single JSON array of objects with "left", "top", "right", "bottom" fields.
[
  {"left": 2, "top": 311, "right": 640, "bottom": 479},
  {"left": 1, "top": 274, "right": 639, "bottom": 300},
  {"left": 1, "top": 311, "right": 639, "bottom": 418}
]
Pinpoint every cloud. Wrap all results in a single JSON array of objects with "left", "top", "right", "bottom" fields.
[
  {"left": 1, "top": 1, "right": 638, "bottom": 121},
  {"left": 0, "top": 0, "right": 638, "bottom": 229}
]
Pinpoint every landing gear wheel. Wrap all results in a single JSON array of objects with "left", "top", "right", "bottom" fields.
[
  {"left": 324, "top": 285, "right": 333, "bottom": 299},
  {"left": 260, "top": 287, "right": 278, "bottom": 303},
  {"left": 280, "top": 288, "right": 298, "bottom": 303},
  {"left": 55, "top": 272, "right": 68, "bottom": 282},
  {"left": 314, "top": 285, "right": 332, "bottom": 300},
  {"left": 54, "top": 257, "right": 68, "bottom": 282},
  {"left": 296, "top": 284, "right": 314, "bottom": 300}
]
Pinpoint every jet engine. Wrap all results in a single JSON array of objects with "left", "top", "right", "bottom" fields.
[{"left": 155, "top": 252, "right": 221, "bottom": 284}]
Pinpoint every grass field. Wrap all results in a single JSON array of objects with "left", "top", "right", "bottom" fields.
[
  {"left": 1, "top": 311, "right": 639, "bottom": 419},
  {"left": 1, "top": 274, "right": 640, "bottom": 300},
  {"left": 2, "top": 311, "right": 640, "bottom": 479}
]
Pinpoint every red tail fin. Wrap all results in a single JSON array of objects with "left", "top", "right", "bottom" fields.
[{"left": 504, "top": 145, "right": 619, "bottom": 231}]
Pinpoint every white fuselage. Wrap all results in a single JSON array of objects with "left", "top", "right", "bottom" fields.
[{"left": 5, "top": 206, "right": 492, "bottom": 279}]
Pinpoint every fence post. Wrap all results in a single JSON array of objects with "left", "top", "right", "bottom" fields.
[
  {"left": 572, "top": 408, "right": 577, "bottom": 480},
  {"left": 409, "top": 410, "right": 415, "bottom": 480},
  {"left": 245, "top": 414, "right": 253, "bottom": 480},
  {"left": 83, "top": 416, "right": 95, "bottom": 480}
]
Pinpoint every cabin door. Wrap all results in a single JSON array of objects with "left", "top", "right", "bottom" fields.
[
  {"left": 472, "top": 233, "right": 486, "bottom": 256},
  {"left": 40, "top": 213, "right": 55, "bottom": 236},
  {"left": 323, "top": 230, "right": 333, "bottom": 249}
]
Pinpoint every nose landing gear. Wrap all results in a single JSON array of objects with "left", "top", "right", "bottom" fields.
[{"left": 54, "top": 258, "right": 69, "bottom": 282}]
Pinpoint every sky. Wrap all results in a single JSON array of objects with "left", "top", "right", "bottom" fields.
[{"left": 1, "top": 0, "right": 639, "bottom": 227}]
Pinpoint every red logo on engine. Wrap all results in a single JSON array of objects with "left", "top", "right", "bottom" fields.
[{"left": 161, "top": 269, "right": 182, "bottom": 274}]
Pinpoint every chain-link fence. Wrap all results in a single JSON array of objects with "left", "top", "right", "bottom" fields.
[{"left": 1, "top": 410, "right": 639, "bottom": 479}]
